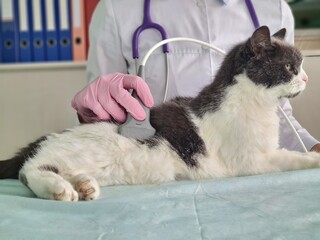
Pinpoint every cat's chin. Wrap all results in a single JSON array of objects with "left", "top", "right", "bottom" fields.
[{"left": 283, "top": 91, "right": 301, "bottom": 99}]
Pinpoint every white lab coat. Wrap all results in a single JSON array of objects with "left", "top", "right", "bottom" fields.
[{"left": 86, "top": 0, "right": 319, "bottom": 151}]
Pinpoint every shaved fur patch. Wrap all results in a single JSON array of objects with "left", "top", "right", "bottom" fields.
[{"left": 38, "top": 165, "right": 59, "bottom": 174}]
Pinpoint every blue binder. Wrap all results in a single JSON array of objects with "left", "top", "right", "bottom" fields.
[
  {"left": 30, "top": 0, "right": 46, "bottom": 62},
  {"left": 17, "top": 0, "right": 32, "bottom": 62},
  {"left": 57, "top": 0, "right": 72, "bottom": 61},
  {"left": 43, "top": 0, "right": 59, "bottom": 61},
  {"left": 0, "top": 3, "right": 2, "bottom": 63},
  {"left": 0, "top": 0, "right": 19, "bottom": 63}
]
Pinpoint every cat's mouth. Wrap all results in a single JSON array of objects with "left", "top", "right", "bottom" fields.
[
  {"left": 283, "top": 91, "right": 301, "bottom": 98},
  {"left": 283, "top": 79, "right": 306, "bottom": 98}
]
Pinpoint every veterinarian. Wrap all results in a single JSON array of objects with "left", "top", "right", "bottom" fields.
[{"left": 71, "top": 0, "right": 320, "bottom": 152}]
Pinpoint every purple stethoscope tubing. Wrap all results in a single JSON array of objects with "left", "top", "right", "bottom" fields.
[
  {"left": 132, "top": 0, "right": 169, "bottom": 59},
  {"left": 245, "top": 0, "right": 260, "bottom": 28}
]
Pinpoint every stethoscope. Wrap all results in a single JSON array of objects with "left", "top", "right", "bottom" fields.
[{"left": 119, "top": 0, "right": 308, "bottom": 153}]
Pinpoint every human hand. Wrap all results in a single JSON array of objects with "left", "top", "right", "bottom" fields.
[
  {"left": 72, "top": 73, "right": 154, "bottom": 123},
  {"left": 310, "top": 143, "right": 320, "bottom": 153}
]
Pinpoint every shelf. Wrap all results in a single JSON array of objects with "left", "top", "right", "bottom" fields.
[
  {"left": 295, "top": 28, "right": 320, "bottom": 38},
  {"left": 0, "top": 61, "right": 87, "bottom": 71},
  {"left": 302, "top": 49, "right": 320, "bottom": 57},
  {"left": 295, "top": 28, "right": 320, "bottom": 54}
]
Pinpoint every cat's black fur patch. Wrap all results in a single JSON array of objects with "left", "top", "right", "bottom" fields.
[
  {"left": 148, "top": 97, "right": 206, "bottom": 167},
  {"left": 0, "top": 136, "right": 47, "bottom": 179}
]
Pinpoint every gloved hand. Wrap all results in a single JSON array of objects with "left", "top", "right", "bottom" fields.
[{"left": 71, "top": 73, "right": 154, "bottom": 123}]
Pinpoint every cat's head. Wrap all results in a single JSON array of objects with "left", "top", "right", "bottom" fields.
[{"left": 245, "top": 26, "right": 308, "bottom": 98}]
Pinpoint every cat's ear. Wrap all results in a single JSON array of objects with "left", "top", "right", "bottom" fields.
[
  {"left": 248, "top": 26, "right": 272, "bottom": 57},
  {"left": 273, "top": 28, "right": 286, "bottom": 40}
]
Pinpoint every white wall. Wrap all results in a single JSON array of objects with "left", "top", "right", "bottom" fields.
[{"left": 290, "top": 54, "right": 320, "bottom": 141}]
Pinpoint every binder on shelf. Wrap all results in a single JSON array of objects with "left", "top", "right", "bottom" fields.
[
  {"left": 71, "top": 0, "right": 86, "bottom": 61},
  {"left": 0, "top": 0, "right": 19, "bottom": 63},
  {"left": 43, "top": 0, "right": 59, "bottom": 61},
  {"left": 0, "top": 3, "right": 2, "bottom": 63},
  {"left": 57, "top": 0, "right": 72, "bottom": 61},
  {"left": 84, "top": 0, "right": 99, "bottom": 59},
  {"left": 30, "top": 0, "right": 46, "bottom": 61},
  {"left": 17, "top": 0, "right": 32, "bottom": 62}
]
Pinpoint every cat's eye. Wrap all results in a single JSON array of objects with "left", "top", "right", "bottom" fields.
[
  {"left": 285, "top": 64, "right": 292, "bottom": 71},
  {"left": 285, "top": 64, "right": 298, "bottom": 75}
]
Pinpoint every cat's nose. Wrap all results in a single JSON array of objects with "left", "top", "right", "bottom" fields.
[
  {"left": 301, "top": 69, "right": 309, "bottom": 83},
  {"left": 303, "top": 74, "right": 309, "bottom": 83}
]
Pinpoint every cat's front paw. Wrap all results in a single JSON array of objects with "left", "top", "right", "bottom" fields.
[
  {"left": 52, "top": 182, "right": 79, "bottom": 202},
  {"left": 72, "top": 174, "right": 100, "bottom": 201},
  {"left": 301, "top": 151, "right": 320, "bottom": 168}
]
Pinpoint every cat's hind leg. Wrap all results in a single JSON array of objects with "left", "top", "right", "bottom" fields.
[
  {"left": 68, "top": 174, "right": 100, "bottom": 201},
  {"left": 19, "top": 166, "right": 79, "bottom": 201}
]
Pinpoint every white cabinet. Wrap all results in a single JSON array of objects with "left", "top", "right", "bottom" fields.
[{"left": 0, "top": 62, "right": 87, "bottom": 159}]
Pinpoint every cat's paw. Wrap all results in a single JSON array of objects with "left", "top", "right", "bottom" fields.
[
  {"left": 72, "top": 174, "right": 100, "bottom": 201},
  {"left": 52, "top": 182, "right": 79, "bottom": 202},
  {"left": 307, "top": 151, "right": 320, "bottom": 167}
]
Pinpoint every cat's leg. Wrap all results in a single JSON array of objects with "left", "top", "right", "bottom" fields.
[
  {"left": 19, "top": 168, "right": 79, "bottom": 201},
  {"left": 68, "top": 174, "right": 100, "bottom": 201},
  {"left": 264, "top": 149, "right": 320, "bottom": 172}
]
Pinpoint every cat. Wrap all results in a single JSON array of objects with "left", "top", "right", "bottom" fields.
[{"left": 1, "top": 26, "right": 319, "bottom": 202}]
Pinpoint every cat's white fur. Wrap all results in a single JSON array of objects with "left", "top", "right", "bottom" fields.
[{"left": 20, "top": 67, "right": 319, "bottom": 201}]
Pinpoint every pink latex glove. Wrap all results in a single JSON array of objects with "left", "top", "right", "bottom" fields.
[{"left": 71, "top": 73, "right": 154, "bottom": 123}]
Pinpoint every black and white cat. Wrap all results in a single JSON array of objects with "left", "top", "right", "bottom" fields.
[{"left": 1, "top": 26, "right": 319, "bottom": 202}]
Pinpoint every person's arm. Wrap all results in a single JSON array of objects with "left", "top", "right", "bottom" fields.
[{"left": 278, "top": 0, "right": 320, "bottom": 152}]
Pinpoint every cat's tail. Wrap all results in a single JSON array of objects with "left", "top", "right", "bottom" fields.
[
  {"left": 0, "top": 136, "right": 47, "bottom": 179},
  {"left": 0, "top": 157, "right": 26, "bottom": 179}
]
